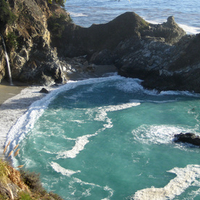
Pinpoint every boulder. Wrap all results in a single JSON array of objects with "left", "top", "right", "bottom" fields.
[
  {"left": 174, "top": 133, "right": 200, "bottom": 146},
  {"left": 39, "top": 88, "right": 49, "bottom": 94}
]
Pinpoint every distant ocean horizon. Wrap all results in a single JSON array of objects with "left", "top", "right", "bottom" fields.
[{"left": 65, "top": 0, "right": 200, "bottom": 34}]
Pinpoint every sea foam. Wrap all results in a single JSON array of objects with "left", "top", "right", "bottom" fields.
[
  {"left": 132, "top": 164, "right": 200, "bottom": 200},
  {"left": 5, "top": 74, "right": 199, "bottom": 158},
  {"left": 56, "top": 101, "right": 141, "bottom": 159},
  {"left": 5, "top": 75, "right": 123, "bottom": 155},
  {"left": 51, "top": 161, "right": 81, "bottom": 177},
  {"left": 132, "top": 125, "right": 197, "bottom": 145}
]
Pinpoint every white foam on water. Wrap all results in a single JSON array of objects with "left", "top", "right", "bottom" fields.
[
  {"left": 50, "top": 161, "right": 80, "bottom": 177},
  {"left": 69, "top": 11, "right": 88, "bottom": 17},
  {"left": 115, "top": 78, "right": 190, "bottom": 97},
  {"left": 132, "top": 125, "right": 196, "bottom": 145},
  {"left": 95, "top": 102, "right": 140, "bottom": 121},
  {"left": 132, "top": 164, "right": 200, "bottom": 200},
  {"left": 147, "top": 19, "right": 200, "bottom": 35},
  {"left": 56, "top": 101, "right": 140, "bottom": 159},
  {"left": 56, "top": 132, "right": 98, "bottom": 159},
  {"left": 5, "top": 75, "right": 123, "bottom": 156},
  {"left": 115, "top": 78, "right": 144, "bottom": 93},
  {"left": 102, "top": 186, "right": 114, "bottom": 200},
  {"left": 179, "top": 24, "right": 200, "bottom": 35},
  {"left": 70, "top": 177, "right": 114, "bottom": 200},
  {"left": 159, "top": 90, "right": 200, "bottom": 97},
  {"left": 103, "top": 102, "right": 141, "bottom": 112},
  {"left": 5, "top": 74, "right": 200, "bottom": 160}
]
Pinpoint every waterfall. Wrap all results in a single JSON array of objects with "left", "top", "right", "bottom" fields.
[{"left": 0, "top": 33, "right": 13, "bottom": 85}]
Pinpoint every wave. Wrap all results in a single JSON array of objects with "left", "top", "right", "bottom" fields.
[
  {"left": 5, "top": 75, "right": 123, "bottom": 156},
  {"left": 147, "top": 19, "right": 200, "bottom": 35},
  {"left": 69, "top": 11, "right": 88, "bottom": 17},
  {"left": 132, "top": 125, "right": 198, "bottom": 145},
  {"left": 56, "top": 101, "right": 140, "bottom": 159},
  {"left": 69, "top": 177, "right": 114, "bottom": 199},
  {"left": 179, "top": 24, "right": 200, "bottom": 35},
  {"left": 56, "top": 132, "right": 98, "bottom": 159},
  {"left": 5, "top": 75, "right": 200, "bottom": 157},
  {"left": 132, "top": 164, "right": 200, "bottom": 200},
  {"left": 50, "top": 162, "right": 81, "bottom": 177}
]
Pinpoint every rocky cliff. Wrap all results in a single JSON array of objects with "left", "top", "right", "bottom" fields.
[
  {"left": 0, "top": 0, "right": 70, "bottom": 85},
  {"left": 1, "top": 0, "right": 200, "bottom": 93}
]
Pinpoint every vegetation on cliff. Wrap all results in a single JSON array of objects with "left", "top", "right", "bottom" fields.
[
  {"left": 0, "top": 0, "right": 16, "bottom": 31},
  {"left": 0, "top": 159, "right": 63, "bottom": 200},
  {"left": 48, "top": 0, "right": 66, "bottom": 7}
]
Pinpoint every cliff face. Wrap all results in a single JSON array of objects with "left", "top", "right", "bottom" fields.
[
  {"left": 1, "top": 0, "right": 200, "bottom": 93},
  {"left": 0, "top": 0, "right": 70, "bottom": 85}
]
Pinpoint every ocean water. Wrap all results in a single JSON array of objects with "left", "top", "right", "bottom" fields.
[
  {"left": 5, "top": 1, "right": 200, "bottom": 199},
  {"left": 6, "top": 75, "right": 200, "bottom": 199},
  {"left": 65, "top": 0, "right": 200, "bottom": 34}
]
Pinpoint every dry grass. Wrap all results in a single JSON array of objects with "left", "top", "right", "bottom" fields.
[
  {"left": 0, "top": 142, "right": 63, "bottom": 199},
  {"left": 0, "top": 159, "right": 10, "bottom": 184}
]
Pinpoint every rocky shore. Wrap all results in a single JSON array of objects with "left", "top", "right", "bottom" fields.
[{"left": 0, "top": 0, "right": 200, "bottom": 93}]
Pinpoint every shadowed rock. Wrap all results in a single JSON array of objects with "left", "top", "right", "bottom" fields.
[
  {"left": 174, "top": 133, "right": 200, "bottom": 146},
  {"left": 39, "top": 88, "right": 49, "bottom": 94}
]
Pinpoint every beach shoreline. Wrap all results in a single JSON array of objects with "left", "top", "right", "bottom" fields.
[
  {"left": 0, "top": 84, "right": 52, "bottom": 159},
  {"left": 0, "top": 66, "right": 118, "bottom": 159}
]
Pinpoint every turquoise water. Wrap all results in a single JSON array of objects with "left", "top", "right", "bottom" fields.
[{"left": 10, "top": 76, "right": 200, "bottom": 199}]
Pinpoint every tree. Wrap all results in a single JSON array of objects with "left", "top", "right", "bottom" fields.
[
  {"left": 48, "top": 0, "right": 66, "bottom": 7},
  {"left": 0, "top": 0, "right": 16, "bottom": 25}
]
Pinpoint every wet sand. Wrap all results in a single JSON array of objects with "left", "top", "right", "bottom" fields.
[
  {"left": 0, "top": 80, "right": 27, "bottom": 105},
  {"left": 0, "top": 82, "right": 52, "bottom": 159}
]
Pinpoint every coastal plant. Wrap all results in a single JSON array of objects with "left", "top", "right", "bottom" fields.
[
  {"left": 3, "top": 142, "right": 24, "bottom": 169},
  {"left": 0, "top": 0, "right": 16, "bottom": 26},
  {"left": 0, "top": 143, "right": 63, "bottom": 199},
  {"left": 5, "top": 31, "right": 18, "bottom": 51},
  {"left": 20, "top": 170, "right": 45, "bottom": 194},
  {"left": 48, "top": 0, "right": 66, "bottom": 7},
  {"left": 0, "top": 159, "right": 10, "bottom": 184},
  {"left": 138, "top": 18, "right": 149, "bottom": 32},
  {"left": 48, "top": 13, "right": 72, "bottom": 38},
  {"left": 18, "top": 191, "right": 33, "bottom": 200}
]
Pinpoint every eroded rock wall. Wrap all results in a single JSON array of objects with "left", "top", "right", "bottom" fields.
[{"left": 0, "top": 0, "right": 68, "bottom": 85}]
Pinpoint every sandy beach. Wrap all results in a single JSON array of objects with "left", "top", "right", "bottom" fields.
[{"left": 0, "top": 82, "right": 53, "bottom": 158}]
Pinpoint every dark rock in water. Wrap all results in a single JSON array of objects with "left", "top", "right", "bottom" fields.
[
  {"left": 174, "top": 133, "right": 200, "bottom": 146},
  {"left": 39, "top": 88, "right": 49, "bottom": 94}
]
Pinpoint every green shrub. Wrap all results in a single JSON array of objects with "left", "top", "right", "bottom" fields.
[
  {"left": 0, "top": 159, "right": 9, "bottom": 184},
  {"left": 6, "top": 32, "right": 18, "bottom": 50},
  {"left": 0, "top": 0, "right": 16, "bottom": 25},
  {"left": 48, "top": 13, "right": 72, "bottom": 38},
  {"left": 18, "top": 191, "right": 33, "bottom": 200},
  {"left": 20, "top": 170, "right": 44, "bottom": 193},
  {"left": 49, "top": 192, "right": 64, "bottom": 200},
  {"left": 48, "top": 0, "right": 66, "bottom": 7}
]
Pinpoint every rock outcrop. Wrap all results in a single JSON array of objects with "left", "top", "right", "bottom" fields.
[
  {"left": 0, "top": 0, "right": 69, "bottom": 85},
  {"left": 1, "top": 0, "right": 200, "bottom": 93},
  {"left": 174, "top": 133, "right": 200, "bottom": 147}
]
